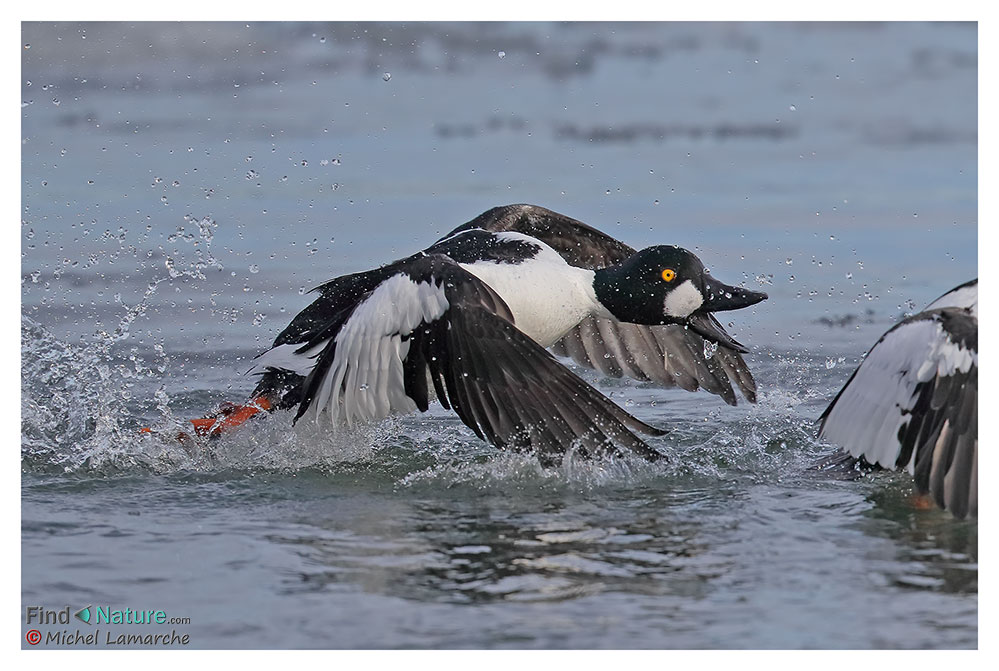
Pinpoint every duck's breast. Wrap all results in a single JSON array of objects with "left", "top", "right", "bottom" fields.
[{"left": 458, "top": 239, "right": 602, "bottom": 347}]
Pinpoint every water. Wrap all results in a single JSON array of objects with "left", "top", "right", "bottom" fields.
[{"left": 21, "top": 22, "right": 977, "bottom": 649}]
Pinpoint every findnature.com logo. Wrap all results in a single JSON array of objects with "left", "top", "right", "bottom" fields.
[{"left": 24, "top": 605, "right": 192, "bottom": 647}]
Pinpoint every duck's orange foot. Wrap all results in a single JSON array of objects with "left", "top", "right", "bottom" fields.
[
  {"left": 140, "top": 396, "right": 273, "bottom": 440},
  {"left": 910, "top": 493, "right": 936, "bottom": 510}
]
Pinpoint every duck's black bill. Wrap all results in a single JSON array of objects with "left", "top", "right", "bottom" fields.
[
  {"left": 688, "top": 277, "right": 767, "bottom": 353},
  {"left": 688, "top": 313, "right": 749, "bottom": 353},
  {"left": 700, "top": 276, "right": 768, "bottom": 313}
]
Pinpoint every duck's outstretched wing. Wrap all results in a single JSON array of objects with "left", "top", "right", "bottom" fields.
[
  {"left": 443, "top": 203, "right": 758, "bottom": 404},
  {"left": 819, "top": 306, "right": 978, "bottom": 519},
  {"left": 550, "top": 316, "right": 756, "bottom": 405},
  {"left": 253, "top": 253, "right": 665, "bottom": 463}
]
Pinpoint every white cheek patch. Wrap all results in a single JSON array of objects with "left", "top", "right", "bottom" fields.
[{"left": 663, "top": 279, "right": 704, "bottom": 318}]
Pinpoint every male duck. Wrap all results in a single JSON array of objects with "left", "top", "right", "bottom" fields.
[{"left": 183, "top": 205, "right": 768, "bottom": 464}]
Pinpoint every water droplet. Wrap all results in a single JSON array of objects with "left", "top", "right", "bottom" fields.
[
  {"left": 789, "top": 104, "right": 797, "bottom": 111},
  {"left": 785, "top": 257, "right": 793, "bottom": 265},
  {"left": 382, "top": 72, "right": 392, "bottom": 82},
  {"left": 704, "top": 340, "right": 719, "bottom": 360},
  {"left": 497, "top": 51, "right": 506, "bottom": 59},
  {"left": 249, "top": 264, "right": 259, "bottom": 274}
]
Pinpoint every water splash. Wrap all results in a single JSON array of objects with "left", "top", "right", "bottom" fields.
[
  {"left": 21, "top": 315, "right": 154, "bottom": 472},
  {"left": 22, "top": 217, "right": 230, "bottom": 473},
  {"left": 398, "top": 448, "right": 672, "bottom": 495}
]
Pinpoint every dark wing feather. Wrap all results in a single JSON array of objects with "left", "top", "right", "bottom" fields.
[
  {"left": 416, "top": 304, "right": 666, "bottom": 465},
  {"left": 907, "top": 311, "right": 978, "bottom": 518},
  {"left": 445, "top": 203, "right": 758, "bottom": 404}
]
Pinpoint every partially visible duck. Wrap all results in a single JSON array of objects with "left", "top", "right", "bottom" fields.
[{"left": 819, "top": 279, "right": 978, "bottom": 518}]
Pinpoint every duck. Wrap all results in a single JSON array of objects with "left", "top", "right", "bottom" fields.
[
  {"left": 178, "top": 204, "right": 768, "bottom": 464},
  {"left": 818, "top": 279, "right": 978, "bottom": 518}
]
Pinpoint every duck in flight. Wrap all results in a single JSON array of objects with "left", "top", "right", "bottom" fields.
[
  {"left": 176, "top": 204, "right": 768, "bottom": 464},
  {"left": 819, "top": 279, "right": 977, "bottom": 518}
]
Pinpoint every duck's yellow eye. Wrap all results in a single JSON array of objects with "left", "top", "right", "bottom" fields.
[{"left": 661, "top": 269, "right": 676, "bottom": 282}]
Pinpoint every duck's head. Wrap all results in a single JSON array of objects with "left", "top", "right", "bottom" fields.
[{"left": 593, "top": 245, "right": 768, "bottom": 352}]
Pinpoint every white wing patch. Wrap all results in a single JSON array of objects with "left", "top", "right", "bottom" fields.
[
  {"left": 820, "top": 317, "right": 976, "bottom": 473},
  {"left": 249, "top": 340, "right": 329, "bottom": 377},
  {"left": 311, "top": 274, "right": 449, "bottom": 425}
]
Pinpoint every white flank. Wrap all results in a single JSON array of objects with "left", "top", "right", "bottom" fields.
[
  {"left": 820, "top": 317, "right": 976, "bottom": 473},
  {"left": 309, "top": 274, "right": 449, "bottom": 425},
  {"left": 459, "top": 232, "right": 606, "bottom": 347},
  {"left": 662, "top": 279, "right": 704, "bottom": 318}
]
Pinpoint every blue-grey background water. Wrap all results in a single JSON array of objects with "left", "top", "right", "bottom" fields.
[{"left": 21, "top": 22, "right": 977, "bottom": 649}]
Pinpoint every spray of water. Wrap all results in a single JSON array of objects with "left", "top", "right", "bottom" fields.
[{"left": 22, "top": 217, "right": 225, "bottom": 473}]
